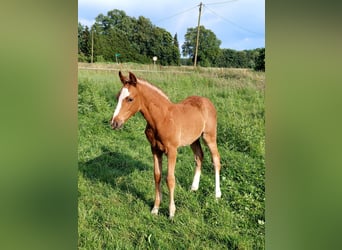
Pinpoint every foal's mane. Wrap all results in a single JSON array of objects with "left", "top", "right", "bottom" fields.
[{"left": 137, "top": 78, "right": 170, "bottom": 101}]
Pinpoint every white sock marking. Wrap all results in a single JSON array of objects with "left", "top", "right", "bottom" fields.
[
  {"left": 215, "top": 171, "right": 222, "bottom": 198},
  {"left": 112, "top": 87, "right": 130, "bottom": 121},
  {"left": 191, "top": 170, "right": 201, "bottom": 191}
]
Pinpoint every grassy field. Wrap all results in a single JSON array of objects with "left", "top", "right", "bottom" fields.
[{"left": 78, "top": 63, "right": 265, "bottom": 249}]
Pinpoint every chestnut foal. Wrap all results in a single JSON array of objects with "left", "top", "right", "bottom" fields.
[{"left": 111, "top": 71, "right": 221, "bottom": 219}]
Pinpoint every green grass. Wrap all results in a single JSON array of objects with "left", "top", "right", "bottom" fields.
[{"left": 78, "top": 64, "right": 265, "bottom": 249}]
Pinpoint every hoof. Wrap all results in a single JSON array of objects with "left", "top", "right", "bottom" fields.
[
  {"left": 191, "top": 186, "right": 199, "bottom": 191},
  {"left": 215, "top": 190, "right": 222, "bottom": 199},
  {"left": 169, "top": 213, "right": 175, "bottom": 222},
  {"left": 151, "top": 207, "right": 159, "bottom": 215},
  {"left": 169, "top": 209, "right": 176, "bottom": 220}
]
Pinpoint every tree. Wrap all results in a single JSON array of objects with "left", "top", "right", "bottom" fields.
[
  {"left": 235, "top": 51, "right": 248, "bottom": 68},
  {"left": 78, "top": 23, "right": 84, "bottom": 54},
  {"left": 254, "top": 48, "right": 265, "bottom": 71},
  {"left": 173, "top": 33, "right": 179, "bottom": 49},
  {"left": 215, "top": 48, "right": 236, "bottom": 67},
  {"left": 173, "top": 33, "right": 180, "bottom": 65},
  {"left": 182, "top": 26, "right": 221, "bottom": 67},
  {"left": 89, "top": 9, "right": 180, "bottom": 65},
  {"left": 214, "top": 48, "right": 265, "bottom": 69},
  {"left": 78, "top": 23, "right": 91, "bottom": 62}
]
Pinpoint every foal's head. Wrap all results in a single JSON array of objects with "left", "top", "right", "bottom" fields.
[{"left": 110, "top": 71, "right": 141, "bottom": 129}]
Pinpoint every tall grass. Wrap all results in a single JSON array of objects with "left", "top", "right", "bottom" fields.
[{"left": 78, "top": 64, "right": 265, "bottom": 249}]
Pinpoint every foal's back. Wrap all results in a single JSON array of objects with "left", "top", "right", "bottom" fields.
[{"left": 168, "top": 96, "right": 218, "bottom": 147}]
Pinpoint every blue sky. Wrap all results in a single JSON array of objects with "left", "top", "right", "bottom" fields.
[{"left": 78, "top": 0, "right": 264, "bottom": 51}]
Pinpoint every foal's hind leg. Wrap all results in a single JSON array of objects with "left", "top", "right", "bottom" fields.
[
  {"left": 190, "top": 139, "right": 204, "bottom": 191},
  {"left": 203, "top": 133, "right": 222, "bottom": 198},
  {"left": 151, "top": 147, "right": 163, "bottom": 215}
]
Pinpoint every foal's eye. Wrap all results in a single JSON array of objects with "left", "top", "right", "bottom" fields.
[{"left": 127, "top": 97, "right": 134, "bottom": 102}]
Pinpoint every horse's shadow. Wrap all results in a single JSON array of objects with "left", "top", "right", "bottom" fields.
[{"left": 79, "top": 146, "right": 153, "bottom": 208}]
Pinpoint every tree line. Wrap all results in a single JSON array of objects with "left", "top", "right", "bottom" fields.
[{"left": 78, "top": 9, "right": 264, "bottom": 71}]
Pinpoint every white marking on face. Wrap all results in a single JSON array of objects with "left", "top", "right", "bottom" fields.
[{"left": 112, "top": 87, "right": 130, "bottom": 120}]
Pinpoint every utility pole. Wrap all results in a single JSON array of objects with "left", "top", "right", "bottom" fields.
[
  {"left": 91, "top": 28, "right": 94, "bottom": 63},
  {"left": 194, "top": 2, "right": 203, "bottom": 67}
]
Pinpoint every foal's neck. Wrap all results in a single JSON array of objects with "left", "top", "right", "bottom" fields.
[{"left": 138, "top": 81, "right": 172, "bottom": 129}]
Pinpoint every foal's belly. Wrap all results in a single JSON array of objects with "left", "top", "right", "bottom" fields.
[
  {"left": 165, "top": 102, "right": 207, "bottom": 147},
  {"left": 178, "top": 119, "right": 204, "bottom": 146}
]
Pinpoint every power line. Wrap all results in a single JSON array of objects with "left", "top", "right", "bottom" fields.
[
  {"left": 204, "top": 5, "right": 263, "bottom": 35},
  {"left": 153, "top": 1, "right": 263, "bottom": 66},
  {"left": 205, "top": 0, "right": 238, "bottom": 6},
  {"left": 155, "top": 1, "right": 237, "bottom": 24},
  {"left": 155, "top": 1, "right": 262, "bottom": 36},
  {"left": 155, "top": 5, "right": 198, "bottom": 24}
]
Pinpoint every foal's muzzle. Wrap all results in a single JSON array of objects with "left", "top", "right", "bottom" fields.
[{"left": 110, "top": 119, "right": 123, "bottom": 130}]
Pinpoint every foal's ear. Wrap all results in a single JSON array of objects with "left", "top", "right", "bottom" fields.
[
  {"left": 128, "top": 72, "right": 137, "bottom": 85},
  {"left": 119, "top": 71, "right": 127, "bottom": 84},
  {"left": 118, "top": 71, "right": 137, "bottom": 86}
]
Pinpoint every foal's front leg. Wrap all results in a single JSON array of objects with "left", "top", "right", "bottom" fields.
[
  {"left": 166, "top": 148, "right": 177, "bottom": 219},
  {"left": 151, "top": 148, "right": 163, "bottom": 215}
]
